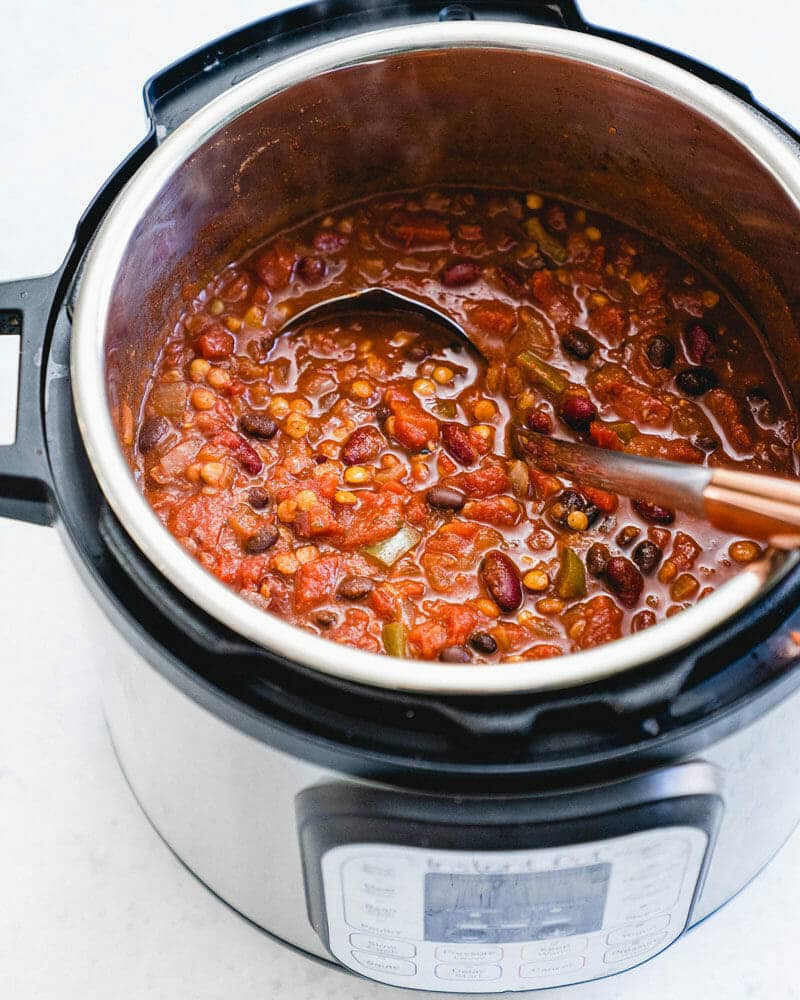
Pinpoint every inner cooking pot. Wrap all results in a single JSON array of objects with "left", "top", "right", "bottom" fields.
[{"left": 72, "top": 21, "right": 800, "bottom": 695}]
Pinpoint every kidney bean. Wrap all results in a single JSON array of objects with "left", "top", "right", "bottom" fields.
[
  {"left": 215, "top": 430, "right": 263, "bottom": 475},
  {"left": 632, "top": 540, "right": 662, "bottom": 574},
  {"left": 527, "top": 409, "right": 553, "bottom": 434},
  {"left": 297, "top": 255, "right": 326, "bottom": 283},
  {"left": 442, "top": 423, "right": 478, "bottom": 465},
  {"left": 605, "top": 556, "right": 644, "bottom": 608},
  {"left": 684, "top": 324, "right": 715, "bottom": 364},
  {"left": 586, "top": 542, "right": 610, "bottom": 577},
  {"left": 245, "top": 524, "right": 279, "bottom": 554},
  {"left": 439, "top": 645, "right": 473, "bottom": 663},
  {"left": 632, "top": 498, "right": 675, "bottom": 525},
  {"left": 470, "top": 631, "right": 498, "bottom": 654},
  {"left": 138, "top": 415, "right": 169, "bottom": 453},
  {"left": 560, "top": 328, "right": 595, "bottom": 360},
  {"left": 497, "top": 265, "right": 526, "bottom": 297},
  {"left": 558, "top": 391, "right": 597, "bottom": 433},
  {"left": 676, "top": 366, "right": 717, "bottom": 397},
  {"left": 247, "top": 487, "right": 270, "bottom": 509},
  {"left": 480, "top": 550, "right": 523, "bottom": 613},
  {"left": 425, "top": 485, "right": 466, "bottom": 511},
  {"left": 337, "top": 576, "right": 374, "bottom": 600},
  {"left": 239, "top": 412, "right": 278, "bottom": 439},
  {"left": 341, "top": 426, "right": 385, "bottom": 466},
  {"left": 645, "top": 335, "right": 675, "bottom": 369},
  {"left": 441, "top": 260, "right": 482, "bottom": 287}
]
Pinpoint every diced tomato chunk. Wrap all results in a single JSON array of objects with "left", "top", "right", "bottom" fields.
[
  {"left": 408, "top": 602, "right": 481, "bottom": 659},
  {"left": 581, "top": 485, "right": 619, "bottom": 515},
  {"left": 589, "top": 421, "right": 624, "bottom": 451},
  {"left": 253, "top": 241, "right": 298, "bottom": 290},
  {"left": 326, "top": 608, "right": 380, "bottom": 652},
  {"left": 625, "top": 433, "right": 705, "bottom": 464},
  {"left": 342, "top": 492, "right": 405, "bottom": 549},
  {"left": 565, "top": 595, "right": 623, "bottom": 650},
  {"left": 386, "top": 214, "right": 451, "bottom": 248},
  {"left": 453, "top": 463, "right": 510, "bottom": 499},
  {"left": 467, "top": 301, "right": 517, "bottom": 338},
  {"left": 463, "top": 496, "right": 522, "bottom": 527},
  {"left": 421, "top": 520, "right": 501, "bottom": 592},
  {"left": 294, "top": 556, "right": 344, "bottom": 612},
  {"left": 169, "top": 493, "right": 229, "bottom": 550}
]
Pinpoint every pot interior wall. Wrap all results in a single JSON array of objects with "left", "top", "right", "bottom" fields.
[{"left": 105, "top": 45, "right": 800, "bottom": 462}]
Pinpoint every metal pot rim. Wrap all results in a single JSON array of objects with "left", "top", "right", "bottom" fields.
[{"left": 72, "top": 19, "right": 799, "bottom": 696}]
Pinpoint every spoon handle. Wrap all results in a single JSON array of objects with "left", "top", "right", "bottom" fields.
[{"left": 511, "top": 428, "right": 800, "bottom": 549}]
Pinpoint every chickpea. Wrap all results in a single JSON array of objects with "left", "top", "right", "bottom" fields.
[
  {"left": 413, "top": 378, "right": 436, "bottom": 397},
  {"left": 350, "top": 379, "right": 374, "bottom": 399},
  {"left": 344, "top": 465, "right": 374, "bottom": 485},
  {"left": 432, "top": 366, "right": 454, "bottom": 385},
  {"left": 207, "top": 367, "right": 231, "bottom": 389},
  {"left": 523, "top": 570, "right": 550, "bottom": 592},
  {"left": 566, "top": 511, "right": 589, "bottom": 531},
  {"left": 199, "top": 461, "right": 226, "bottom": 486},
  {"left": 525, "top": 193, "right": 543, "bottom": 210},
  {"left": 208, "top": 298, "right": 224, "bottom": 316},
  {"left": 536, "top": 597, "right": 565, "bottom": 615},
  {"left": 474, "top": 598, "right": 501, "bottom": 618},
  {"left": 295, "top": 489, "right": 318, "bottom": 511},
  {"left": 273, "top": 552, "right": 299, "bottom": 575},
  {"left": 190, "top": 387, "right": 216, "bottom": 411},
  {"left": 295, "top": 545, "right": 318, "bottom": 565},
  {"left": 225, "top": 316, "right": 242, "bottom": 333},
  {"left": 277, "top": 499, "right": 298, "bottom": 523},
  {"left": 585, "top": 226, "right": 602, "bottom": 242},
  {"left": 473, "top": 399, "right": 497, "bottom": 422},
  {"left": 334, "top": 490, "right": 358, "bottom": 505},
  {"left": 189, "top": 358, "right": 211, "bottom": 383},
  {"left": 284, "top": 413, "right": 309, "bottom": 439},
  {"left": 289, "top": 399, "right": 312, "bottom": 413},
  {"left": 702, "top": 290, "right": 720, "bottom": 309}
]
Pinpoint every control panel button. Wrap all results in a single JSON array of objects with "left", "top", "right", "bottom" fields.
[
  {"left": 435, "top": 945, "right": 503, "bottom": 964},
  {"left": 349, "top": 934, "right": 416, "bottom": 959},
  {"left": 635, "top": 838, "right": 689, "bottom": 863},
  {"left": 618, "top": 888, "right": 678, "bottom": 921},
  {"left": 521, "top": 937, "right": 587, "bottom": 961},
  {"left": 351, "top": 951, "right": 416, "bottom": 977},
  {"left": 519, "top": 956, "right": 585, "bottom": 978},
  {"left": 606, "top": 914, "right": 670, "bottom": 945},
  {"left": 435, "top": 964, "right": 502, "bottom": 982},
  {"left": 603, "top": 932, "right": 669, "bottom": 965}
]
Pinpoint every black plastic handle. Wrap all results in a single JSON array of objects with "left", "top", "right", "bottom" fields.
[
  {"left": 143, "top": 0, "right": 586, "bottom": 138},
  {"left": 0, "top": 273, "right": 59, "bottom": 526}
]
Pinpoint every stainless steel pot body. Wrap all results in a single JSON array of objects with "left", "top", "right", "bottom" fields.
[
  {"left": 78, "top": 569, "right": 800, "bottom": 994},
  {"left": 72, "top": 20, "right": 800, "bottom": 695}
]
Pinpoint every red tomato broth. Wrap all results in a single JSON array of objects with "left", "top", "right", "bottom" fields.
[{"left": 133, "top": 188, "right": 798, "bottom": 663}]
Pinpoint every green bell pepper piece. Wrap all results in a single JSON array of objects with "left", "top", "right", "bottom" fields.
[
  {"left": 516, "top": 350, "right": 569, "bottom": 396},
  {"left": 363, "top": 524, "right": 422, "bottom": 567},
  {"left": 382, "top": 621, "right": 408, "bottom": 658},
  {"left": 555, "top": 547, "right": 587, "bottom": 600},
  {"left": 524, "top": 216, "right": 568, "bottom": 264}
]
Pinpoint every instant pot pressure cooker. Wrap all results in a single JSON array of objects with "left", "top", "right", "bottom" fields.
[{"left": 5, "top": 1, "right": 800, "bottom": 991}]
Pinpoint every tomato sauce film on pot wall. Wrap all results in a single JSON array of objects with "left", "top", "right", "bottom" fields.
[{"left": 132, "top": 188, "right": 798, "bottom": 663}]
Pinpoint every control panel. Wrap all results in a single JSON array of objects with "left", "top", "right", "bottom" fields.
[{"left": 320, "top": 827, "right": 707, "bottom": 991}]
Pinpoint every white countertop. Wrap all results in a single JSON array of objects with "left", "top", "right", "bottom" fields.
[{"left": 2, "top": 2, "right": 800, "bottom": 997}]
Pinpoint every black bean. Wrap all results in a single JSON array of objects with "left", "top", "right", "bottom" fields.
[
  {"left": 297, "top": 256, "right": 326, "bottom": 283},
  {"left": 138, "top": 415, "right": 169, "bottom": 453},
  {"left": 247, "top": 487, "right": 270, "bottom": 509},
  {"left": 425, "top": 485, "right": 466, "bottom": 511},
  {"left": 632, "top": 540, "right": 662, "bottom": 574},
  {"left": 336, "top": 576, "right": 374, "bottom": 600},
  {"left": 560, "top": 328, "right": 595, "bottom": 360},
  {"left": 245, "top": 524, "right": 279, "bottom": 554},
  {"left": 632, "top": 498, "right": 675, "bottom": 525},
  {"left": 405, "top": 341, "right": 433, "bottom": 362},
  {"left": 645, "top": 335, "right": 675, "bottom": 369},
  {"left": 439, "top": 645, "right": 472, "bottom": 663},
  {"left": 586, "top": 542, "right": 610, "bottom": 577},
  {"left": 676, "top": 366, "right": 717, "bottom": 397},
  {"left": 314, "top": 609, "right": 337, "bottom": 628},
  {"left": 470, "top": 631, "right": 498, "bottom": 655},
  {"left": 239, "top": 412, "right": 278, "bottom": 439}
]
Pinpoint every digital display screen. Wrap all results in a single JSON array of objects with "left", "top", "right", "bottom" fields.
[{"left": 424, "top": 864, "right": 611, "bottom": 944}]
